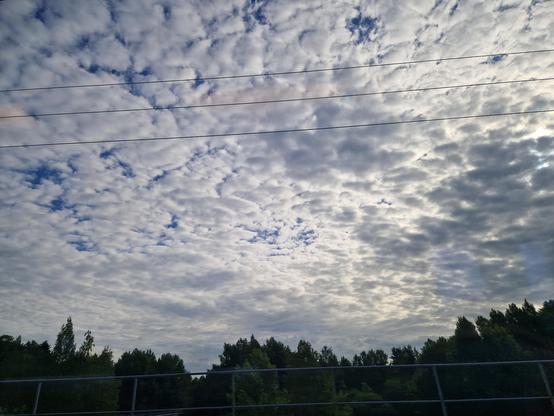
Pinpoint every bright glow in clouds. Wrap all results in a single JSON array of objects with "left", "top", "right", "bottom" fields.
[{"left": 0, "top": 0, "right": 553, "bottom": 371}]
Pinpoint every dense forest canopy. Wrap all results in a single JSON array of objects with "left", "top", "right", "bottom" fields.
[{"left": 1, "top": 299, "right": 554, "bottom": 415}]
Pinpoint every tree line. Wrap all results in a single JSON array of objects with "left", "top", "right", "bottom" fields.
[{"left": 1, "top": 299, "right": 554, "bottom": 415}]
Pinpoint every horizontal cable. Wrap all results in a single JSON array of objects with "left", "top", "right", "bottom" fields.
[
  {"left": 2, "top": 76, "right": 553, "bottom": 120},
  {"left": 1, "top": 48, "right": 553, "bottom": 93},
  {"left": 4, "top": 357, "right": 553, "bottom": 383},
  {"left": 1, "top": 108, "right": 552, "bottom": 150}
]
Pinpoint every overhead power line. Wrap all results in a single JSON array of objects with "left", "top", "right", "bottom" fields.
[
  {"left": 1, "top": 48, "right": 553, "bottom": 93},
  {"left": 1, "top": 76, "right": 552, "bottom": 120},
  {"left": 1, "top": 108, "right": 552, "bottom": 150}
]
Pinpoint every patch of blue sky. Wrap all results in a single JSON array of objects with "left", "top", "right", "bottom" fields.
[
  {"left": 23, "top": 164, "right": 63, "bottom": 188},
  {"left": 490, "top": 54, "right": 507, "bottom": 63},
  {"left": 247, "top": 227, "right": 280, "bottom": 245},
  {"left": 162, "top": 4, "right": 171, "bottom": 20},
  {"left": 42, "top": 195, "right": 83, "bottom": 216},
  {"left": 122, "top": 67, "right": 145, "bottom": 97},
  {"left": 99, "top": 149, "right": 114, "bottom": 159},
  {"left": 76, "top": 34, "right": 92, "bottom": 50},
  {"left": 254, "top": 6, "right": 267, "bottom": 25},
  {"left": 295, "top": 229, "right": 317, "bottom": 246},
  {"left": 33, "top": 2, "right": 47, "bottom": 23},
  {"left": 347, "top": 9, "right": 378, "bottom": 45},
  {"left": 166, "top": 215, "right": 178, "bottom": 229},
  {"left": 153, "top": 170, "right": 169, "bottom": 182},
  {"left": 481, "top": 54, "right": 507, "bottom": 65},
  {"left": 106, "top": 0, "right": 119, "bottom": 23},
  {"left": 78, "top": 60, "right": 150, "bottom": 97},
  {"left": 243, "top": 0, "right": 269, "bottom": 32},
  {"left": 193, "top": 70, "right": 205, "bottom": 89},
  {"left": 186, "top": 145, "right": 226, "bottom": 168},
  {"left": 118, "top": 160, "right": 135, "bottom": 177},
  {"left": 99, "top": 149, "right": 135, "bottom": 177},
  {"left": 48, "top": 197, "right": 65, "bottom": 212},
  {"left": 68, "top": 239, "right": 94, "bottom": 252},
  {"left": 138, "top": 66, "right": 153, "bottom": 77}
]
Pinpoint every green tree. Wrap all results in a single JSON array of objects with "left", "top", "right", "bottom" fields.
[
  {"left": 262, "top": 337, "right": 291, "bottom": 369},
  {"left": 262, "top": 337, "right": 292, "bottom": 393},
  {"left": 233, "top": 348, "right": 286, "bottom": 415},
  {"left": 539, "top": 300, "right": 554, "bottom": 339},
  {"left": 53, "top": 317, "right": 76, "bottom": 365},
  {"left": 0, "top": 336, "right": 54, "bottom": 413},
  {"left": 390, "top": 346, "right": 417, "bottom": 365},
  {"left": 340, "top": 383, "right": 394, "bottom": 416},
  {"left": 2, "top": 299, "right": 554, "bottom": 416},
  {"left": 78, "top": 330, "right": 94, "bottom": 358},
  {"left": 453, "top": 317, "right": 482, "bottom": 362},
  {"left": 320, "top": 346, "right": 339, "bottom": 367},
  {"left": 115, "top": 348, "right": 191, "bottom": 412},
  {"left": 285, "top": 340, "right": 336, "bottom": 416},
  {"left": 475, "top": 316, "right": 522, "bottom": 361},
  {"left": 153, "top": 353, "right": 191, "bottom": 409},
  {"left": 346, "top": 350, "right": 389, "bottom": 393},
  {"left": 418, "top": 337, "right": 453, "bottom": 364},
  {"left": 219, "top": 335, "right": 261, "bottom": 368},
  {"left": 40, "top": 320, "right": 117, "bottom": 414},
  {"left": 114, "top": 349, "right": 157, "bottom": 411},
  {"left": 194, "top": 336, "right": 268, "bottom": 411},
  {"left": 74, "top": 346, "right": 118, "bottom": 413}
]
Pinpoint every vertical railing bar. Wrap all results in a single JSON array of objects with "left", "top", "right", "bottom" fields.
[
  {"left": 432, "top": 365, "right": 448, "bottom": 416},
  {"left": 131, "top": 377, "right": 138, "bottom": 416},
  {"left": 231, "top": 372, "right": 236, "bottom": 416},
  {"left": 538, "top": 363, "right": 554, "bottom": 410},
  {"left": 330, "top": 367, "right": 337, "bottom": 412},
  {"left": 32, "top": 381, "right": 42, "bottom": 415}
]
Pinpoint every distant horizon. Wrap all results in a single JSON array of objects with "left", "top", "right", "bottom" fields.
[{"left": 3, "top": 298, "right": 550, "bottom": 373}]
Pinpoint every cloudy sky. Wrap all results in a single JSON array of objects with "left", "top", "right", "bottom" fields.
[{"left": 0, "top": 0, "right": 553, "bottom": 371}]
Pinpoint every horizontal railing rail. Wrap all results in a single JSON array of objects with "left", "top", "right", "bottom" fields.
[
  {"left": 2, "top": 358, "right": 554, "bottom": 383},
  {"left": 1, "top": 359, "right": 553, "bottom": 416}
]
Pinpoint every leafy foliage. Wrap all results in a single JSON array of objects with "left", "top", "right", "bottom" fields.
[{"left": 1, "top": 299, "right": 554, "bottom": 415}]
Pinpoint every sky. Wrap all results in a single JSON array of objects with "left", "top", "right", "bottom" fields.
[{"left": 0, "top": 0, "right": 553, "bottom": 372}]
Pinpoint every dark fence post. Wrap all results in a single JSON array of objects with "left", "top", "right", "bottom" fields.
[
  {"left": 538, "top": 363, "right": 554, "bottom": 410},
  {"left": 32, "top": 381, "right": 42, "bottom": 415},
  {"left": 432, "top": 366, "right": 448, "bottom": 416},
  {"left": 232, "top": 372, "right": 236, "bottom": 416},
  {"left": 131, "top": 377, "right": 138, "bottom": 416}
]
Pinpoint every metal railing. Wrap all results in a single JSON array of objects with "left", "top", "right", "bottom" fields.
[{"left": 1, "top": 359, "right": 553, "bottom": 416}]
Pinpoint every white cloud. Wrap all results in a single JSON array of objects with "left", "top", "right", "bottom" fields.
[{"left": 0, "top": 0, "right": 553, "bottom": 371}]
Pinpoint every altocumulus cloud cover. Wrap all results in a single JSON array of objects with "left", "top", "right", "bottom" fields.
[{"left": 0, "top": 0, "right": 553, "bottom": 371}]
